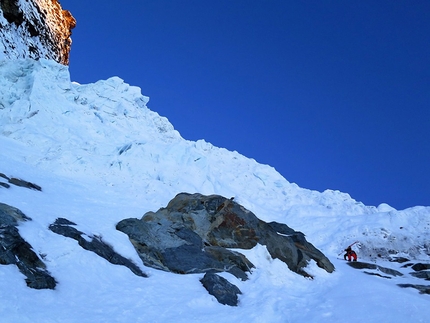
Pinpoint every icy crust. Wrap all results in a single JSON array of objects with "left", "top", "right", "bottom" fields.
[
  {"left": 0, "top": 59, "right": 179, "bottom": 176},
  {"left": 0, "top": 60, "right": 375, "bottom": 214},
  {"left": 0, "top": 59, "right": 429, "bottom": 263}
]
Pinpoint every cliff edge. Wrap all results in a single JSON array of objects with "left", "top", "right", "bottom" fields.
[{"left": 0, "top": 0, "right": 75, "bottom": 65}]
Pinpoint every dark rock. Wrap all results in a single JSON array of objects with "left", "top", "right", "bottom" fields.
[
  {"left": 267, "top": 221, "right": 334, "bottom": 275},
  {"left": 8, "top": 177, "right": 42, "bottom": 191},
  {"left": 347, "top": 261, "right": 403, "bottom": 277},
  {"left": 117, "top": 193, "right": 334, "bottom": 279},
  {"left": 0, "top": 203, "right": 56, "bottom": 289},
  {"left": 389, "top": 257, "right": 410, "bottom": 263},
  {"left": 0, "top": 182, "right": 11, "bottom": 188},
  {"left": 200, "top": 272, "right": 242, "bottom": 306},
  {"left": 116, "top": 217, "right": 253, "bottom": 279},
  {"left": 401, "top": 263, "right": 414, "bottom": 268},
  {"left": 398, "top": 284, "right": 430, "bottom": 295},
  {"left": 0, "top": 202, "right": 32, "bottom": 225},
  {"left": 363, "top": 271, "right": 392, "bottom": 279},
  {"left": 411, "top": 263, "right": 430, "bottom": 272},
  {"left": 0, "top": 173, "right": 9, "bottom": 180},
  {"left": 0, "top": 0, "right": 24, "bottom": 25},
  {"left": 410, "top": 271, "right": 430, "bottom": 281},
  {"left": 49, "top": 218, "right": 147, "bottom": 278}
]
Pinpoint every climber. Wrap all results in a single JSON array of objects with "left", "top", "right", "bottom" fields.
[{"left": 344, "top": 246, "right": 357, "bottom": 261}]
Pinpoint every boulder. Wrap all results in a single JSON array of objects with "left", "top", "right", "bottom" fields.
[
  {"left": 117, "top": 193, "right": 334, "bottom": 279},
  {"left": 200, "top": 272, "right": 242, "bottom": 306}
]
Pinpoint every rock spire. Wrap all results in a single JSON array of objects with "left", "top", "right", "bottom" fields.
[{"left": 0, "top": 0, "right": 76, "bottom": 65}]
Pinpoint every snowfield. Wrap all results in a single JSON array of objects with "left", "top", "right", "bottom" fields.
[{"left": 1, "top": 59, "right": 429, "bottom": 322}]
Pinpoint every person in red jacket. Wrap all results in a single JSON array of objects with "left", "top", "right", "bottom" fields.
[{"left": 344, "top": 246, "right": 357, "bottom": 261}]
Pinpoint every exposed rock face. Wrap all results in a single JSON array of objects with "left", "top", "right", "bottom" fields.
[
  {"left": 348, "top": 259, "right": 430, "bottom": 295},
  {"left": 0, "top": 202, "right": 57, "bottom": 289},
  {"left": 0, "top": 172, "right": 42, "bottom": 190},
  {"left": 0, "top": 0, "right": 76, "bottom": 65},
  {"left": 398, "top": 284, "right": 430, "bottom": 295},
  {"left": 347, "top": 261, "right": 403, "bottom": 278},
  {"left": 117, "top": 193, "right": 335, "bottom": 305},
  {"left": 49, "top": 218, "right": 147, "bottom": 278},
  {"left": 117, "top": 193, "right": 335, "bottom": 279}
]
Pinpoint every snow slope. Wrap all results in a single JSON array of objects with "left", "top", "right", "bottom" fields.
[{"left": 1, "top": 59, "right": 429, "bottom": 322}]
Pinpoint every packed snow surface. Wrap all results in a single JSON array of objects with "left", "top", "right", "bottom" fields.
[{"left": 1, "top": 59, "right": 429, "bottom": 322}]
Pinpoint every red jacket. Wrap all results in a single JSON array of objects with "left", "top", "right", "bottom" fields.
[{"left": 344, "top": 248, "right": 357, "bottom": 261}]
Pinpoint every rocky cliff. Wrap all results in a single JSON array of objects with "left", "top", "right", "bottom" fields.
[{"left": 0, "top": 0, "right": 75, "bottom": 65}]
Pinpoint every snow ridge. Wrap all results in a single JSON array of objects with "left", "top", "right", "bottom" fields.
[
  {"left": 1, "top": 59, "right": 429, "bottom": 260},
  {"left": 1, "top": 58, "right": 430, "bottom": 322},
  {"left": 0, "top": 59, "right": 371, "bottom": 215}
]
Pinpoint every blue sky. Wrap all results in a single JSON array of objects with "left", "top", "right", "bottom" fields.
[{"left": 59, "top": 0, "right": 430, "bottom": 209}]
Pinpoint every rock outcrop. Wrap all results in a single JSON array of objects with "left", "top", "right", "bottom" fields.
[
  {"left": 49, "top": 218, "right": 147, "bottom": 278},
  {"left": 200, "top": 272, "right": 242, "bottom": 306},
  {"left": 0, "top": 172, "right": 42, "bottom": 190},
  {"left": 0, "top": 0, "right": 76, "bottom": 65},
  {"left": 117, "top": 193, "right": 335, "bottom": 305},
  {"left": 347, "top": 259, "right": 430, "bottom": 295},
  {"left": 347, "top": 261, "right": 403, "bottom": 278},
  {"left": 0, "top": 202, "right": 57, "bottom": 289},
  {"left": 117, "top": 193, "right": 334, "bottom": 278}
]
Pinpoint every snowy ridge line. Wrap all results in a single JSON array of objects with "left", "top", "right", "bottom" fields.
[
  {"left": 0, "top": 58, "right": 429, "bottom": 261},
  {"left": 0, "top": 59, "right": 379, "bottom": 217},
  {"left": 0, "top": 58, "right": 430, "bottom": 322}
]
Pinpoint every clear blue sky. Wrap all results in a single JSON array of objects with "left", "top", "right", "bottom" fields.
[{"left": 59, "top": 0, "right": 430, "bottom": 210}]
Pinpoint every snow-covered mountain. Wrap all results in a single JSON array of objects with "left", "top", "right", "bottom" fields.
[
  {"left": 1, "top": 56, "right": 430, "bottom": 323},
  {"left": 1, "top": 1, "right": 430, "bottom": 322}
]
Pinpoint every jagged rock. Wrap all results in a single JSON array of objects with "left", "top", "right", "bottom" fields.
[
  {"left": 117, "top": 193, "right": 334, "bottom": 305},
  {"left": 8, "top": 177, "right": 42, "bottom": 191},
  {"left": 266, "top": 221, "right": 335, "bottom": 275},
  {"left": 411, "top": 263, "right": 430, "bottom": 272},
  {"left": 49, "top": 218, "right": 147, "bottom": 278},
  {"left": 200, "top": 272, "right": 242, "bottom": 306},
  {"left": 116, "top": 214, "right": 254, "bottom": 280},
  {"left": 410, "top": 271, "right": 430, "bottom": 281},
  {"left": 389, "top": 256, "right": 410, "bottom": 263},
  {"left": 117, "top": 193, "right": 334, "bottom": 279},
  {"left": 363, "top": 271, "right": 393, "bottom": 279},
  {"left": 347, "top": 261, "right": 403, "bottom": 277},
  {"left": 0, "top": 173, "right": 42, "bottom": 190},
  {"left": 398, "top": 284, "right": 430, "bottom": 295},
  {"left": 0, "top": 0, "right": 76, "bottom": 65},
  {"left": 0, "top": 202, "right": 32, "bottom": 224},
  {"left": 0, "top": 203, "right": 56, "bottom": 289}
]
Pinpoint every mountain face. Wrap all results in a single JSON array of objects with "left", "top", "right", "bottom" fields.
[
  {"left": 1, "top": 2, "right": 430, "bottom": 321},
  {"left": 0, "top": 0, "right": 75, "bottom": 65}
]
